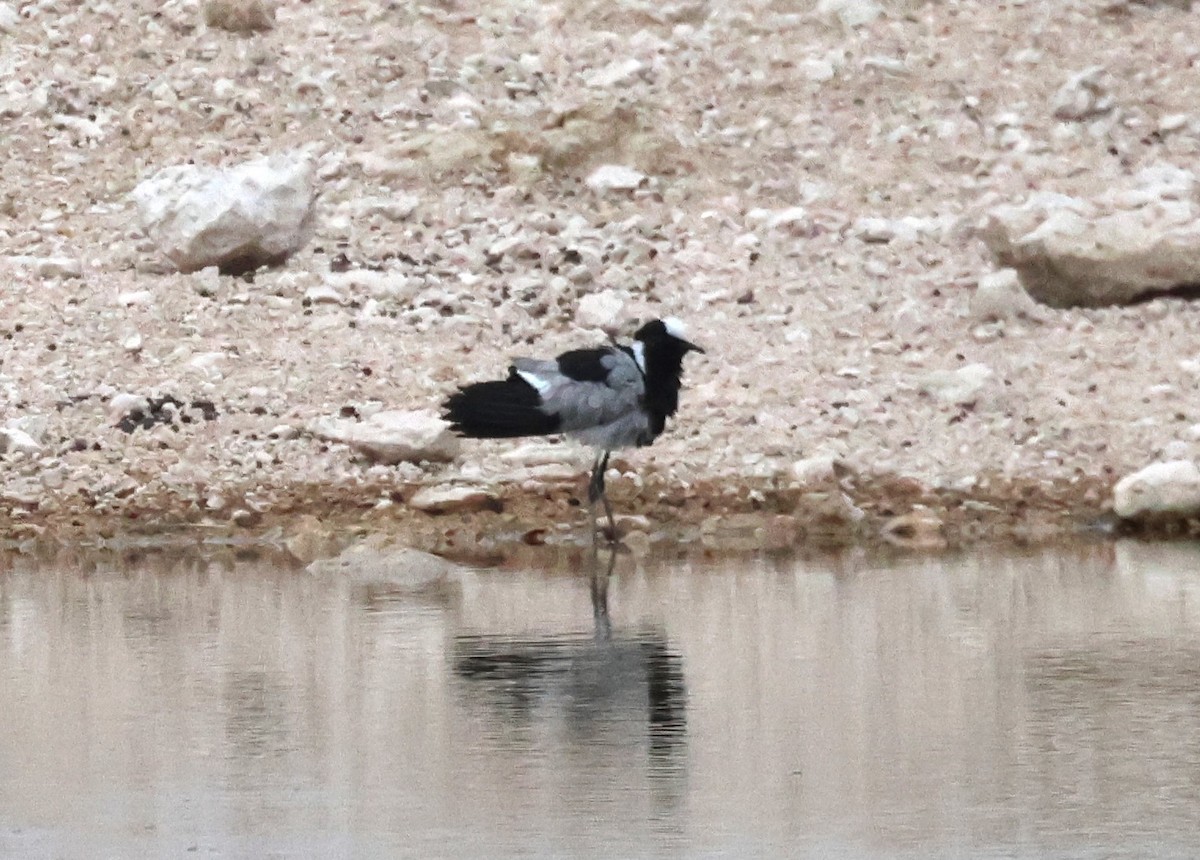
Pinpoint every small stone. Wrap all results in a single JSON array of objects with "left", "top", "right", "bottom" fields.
[
  {"left": 408, "top": 485, "right": 499, "bottom": 514},
  {"left": 854, "top": 218, "right": 895, "bottom": 243},
  {"left": 970, "top": 268, "right": 1038, "bottom": 322},
  {"left": 118, "top": 290, "right": 154, "bottom": 306},
  {"left": 192, "top": 267, "right": 222, "bottom": 296},
  {"left": 35, "top": 257, "right": 83, "bottom": 279},
  {"left": 880, "top": 510, "right": 946, "bottom": 550},
  {"left": 791, "top": 454, "right": 840, "bottom": 484},
  {"left": 586, "top": 164, "right": 647, "bottom": 193},
  {"left": 0, "top": 3, "right": 18, "bottom": 32},
  {"left": 1051, "top": 66, "right": 1114, "bottom": 121},
  {"left": 815, "top": 0, "right": 882, "bottom": 28},
  {"left": 107, "top": 393, "right": 150, "bottom": 423},
  {"left": 0, "top": 426, "right": 41, "bottom": 455},
  {"left": 862, "top": 56, "right": 909, "bottom": 76},
  {"left": 231, "top": 508, "right": 263, "bottom": 527},
  {"left": 122, "top": 333, "right": 144, "bottom": 353},
  {"left": 304, "top": 284, "right": 344, "bottom": 305},
  {"left": 283, "top": 515, "right": 338, "bottom": 564},
  {"left": 918, "top": 364, "right": 993, "bottom": 405},
  {"left": 614, "top": 513, "right": 652, "bottom": 531},
  {"left": 1113, "top": 460, "right": 1200, "bottom": 519},
  {"left": 585, "top": 59, "right": 644, "bottom": 89},
  {"left": 354, "top": 195, "right": 419, "bottom": 221},
  {"left": 799, "top": 58, "right": 836, "bottom": 82},
  {"left": 1163, "top": 441, "right": 1192, "bottom": 461},
  {"left": 203, "top": 0, "right": 274, "bottom": 33},
  {"left": 622, "top": 528, "right": 652, "bottom": 556},
  {"left": 766, "top": 207, "right": 810, "bottom": 233},
  {"left": 576, "top": 291, "right": 626, "bottom": 330},
  {"left": 1159, "top": 113, "right": 1191, "bottom": 134}
]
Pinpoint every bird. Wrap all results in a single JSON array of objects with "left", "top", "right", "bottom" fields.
[{"left": 442, "top": 318, "right": 704, "bottom": 540}]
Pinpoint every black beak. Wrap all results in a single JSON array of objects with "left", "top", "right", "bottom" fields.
[{"left": 682, "top": 339, "right": 705, "bottom": 354}]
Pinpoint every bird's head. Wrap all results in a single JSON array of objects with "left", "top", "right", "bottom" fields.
[{"left": 633, "top": 317, "right": 705, "bottom": 356}]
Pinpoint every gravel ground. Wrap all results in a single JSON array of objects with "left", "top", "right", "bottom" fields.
[{"left": 3, "top": 0, "right": 1200, "bottom": 553}]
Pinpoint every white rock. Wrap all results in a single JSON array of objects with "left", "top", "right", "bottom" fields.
[
  {"left": 304, "top": 284, "right": 344, "bottom": 305},
  {"left": 131, "top": 151, "right": 317, "bottom": 273},
  {"left": 122, "top": 333, "right": 143, "bottom": 353},
  {"left": 1163, "top": 441, "right": 1192, "bottom": 461},
  {"left": 978, "top": 167, "right": 1200, "bottom": 307},
  {"left": 1113, "top": 460, "right": 1200, "bottom": 519},
  {"left": 408, "top": 485, "right": 498, "bottom": 514},
  {"left": 118, "top": 290, "right": 154, "bottom": 306},
  {"left": 107, "top": 393, "right": 150, "bottom": 423},
  {"left": 0, "top": 4, "right": 17, "bottom": 32},
  {"left": 799, "top": 58, "right": 836, "bottom": 82},
  {"left": 37, "top": 256, "right": 83, "bottom": 279},
  {"left": 1159, "top": 113, "right": 1191, "bottom": 134},
  {"left": 791, "top": 454, "right": 840, "bottom": 484},
  {"left": 970, "top": 268, "right": 1038, "bottom": 321},
  {"left": 853, "top": 217, "right": 899, "bottom": 243},
  {"left": 918, "top": 363, "right": 993, "bottom": 404},
  {"left": 310, "top": 410, "right": 460, "bottom": 464},
  {"left": 7, "top": 255, "right": 83, "bottom": 279},
  {"left": 353, "top": 194, "right": 419, "bottom": 221},
  {"left": 0, "top": 426, "right": 41, "bottom": 455},
  {"left": 1051, "top": 66, "right": 1114, "bottom": 121},
  {"left": 862, "top": 56, "right": 909, "bottom": 76},
  {"left": 192, "top": 266, "right": 222, "bottom": 295},
  {"left": 766, "top": 207, "right": 810, "bottom": 232},
  {"left": 498, "top": 442, "right": 570, "bottom": 467},
  {"left": 585, "top": 58, "right": 644, "bottom": 89},
  {"left": 308, "top": 545, "right": 464, "bottom": 589},
  {"left": 815, "top": 0, "right": 882, "bottom": 27},
  {"left": 858, "top": 216, "right": 935, "bottom": 245},
  {"left": 576, "top": 291, "right": 626, "bottom": 330},
  {"left": 586, "top": 164, "right": 647, "bottom": 193}
]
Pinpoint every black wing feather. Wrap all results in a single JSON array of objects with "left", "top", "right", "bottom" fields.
[
  {"left": 442, "top": 373, "right": 562, "bottom": 439},
  {"left": 556, "top": 348, "right": 613, "bottom": 383}
]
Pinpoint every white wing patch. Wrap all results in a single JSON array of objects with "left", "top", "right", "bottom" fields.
[
  {"left": 516, "top": 370, "right": 551, "bottom": 396},
  {"left": 663, "top": 316, "right": 688, "bottom": 339},
  {"left": 631, "top": 341, "right": 646, "bottom": 374}
]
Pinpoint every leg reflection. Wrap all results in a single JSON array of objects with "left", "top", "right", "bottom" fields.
[{"left": 589, "top": 542, "right": 617, "bottom": 641}]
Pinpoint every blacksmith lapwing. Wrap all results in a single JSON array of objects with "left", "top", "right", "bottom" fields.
[{"left": 442, "top": 318, "right": 704, "bottom": 538}]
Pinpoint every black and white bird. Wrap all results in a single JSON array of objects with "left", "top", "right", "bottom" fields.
[{"left": 442, "top": 318, "right": 704, "bottom": 538}]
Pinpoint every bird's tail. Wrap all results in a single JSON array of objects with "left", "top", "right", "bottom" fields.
[{"left": 442, "top": 374, "right": 562, "bottom": 439}]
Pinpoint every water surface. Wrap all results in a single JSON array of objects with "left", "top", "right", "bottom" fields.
[{"left": 3, "top": 542, "right": 1200, "bottom": 858}]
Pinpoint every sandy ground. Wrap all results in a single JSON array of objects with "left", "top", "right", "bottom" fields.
[{"left": 3, "top": 0, "right": 1200, "bottom": 554}]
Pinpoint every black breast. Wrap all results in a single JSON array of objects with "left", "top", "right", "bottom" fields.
[{"left": 640, "top": 346, "right": 688, "bottom": 441}]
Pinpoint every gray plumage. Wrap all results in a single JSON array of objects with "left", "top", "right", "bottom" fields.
[{"left": 511, "top": 349, "right": 651, "bottom": 450}]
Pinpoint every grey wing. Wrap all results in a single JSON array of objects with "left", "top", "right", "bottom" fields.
[{"left": 512, "top": 349, "right": 644, "bottom": 432}]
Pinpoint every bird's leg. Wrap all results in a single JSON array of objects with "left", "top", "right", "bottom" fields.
[
  {"left": 587, "top": 450, "right": 615, "bottom": 542},
  {"left": 589, "top": 539, "right": 617, "bottom": 640}
]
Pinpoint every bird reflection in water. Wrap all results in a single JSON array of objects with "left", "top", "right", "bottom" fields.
[{"left": 451, "top": 546, "right": 688, "bottom": 782}]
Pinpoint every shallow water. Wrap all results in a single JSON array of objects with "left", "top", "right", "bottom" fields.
[{"left": 3, "top": 542, "right": 1200, "bottom": 858}]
